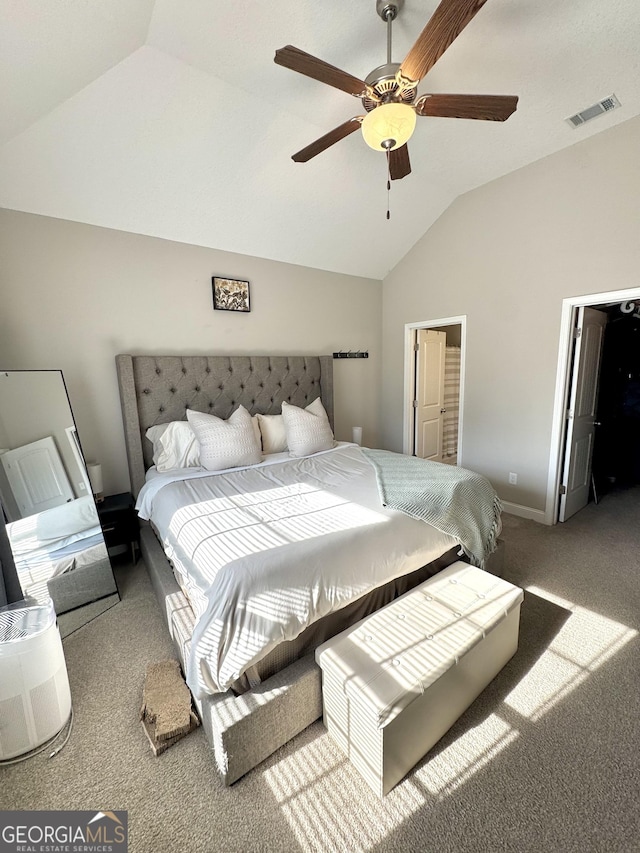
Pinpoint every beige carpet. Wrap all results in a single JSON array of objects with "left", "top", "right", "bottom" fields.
[{"left": 2, "top": 488, "right": 639, "bottom": 853}]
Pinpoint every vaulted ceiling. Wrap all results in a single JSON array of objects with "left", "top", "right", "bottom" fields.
[{"left": 1, "top": 1, "right": 639, "bottom": 279}]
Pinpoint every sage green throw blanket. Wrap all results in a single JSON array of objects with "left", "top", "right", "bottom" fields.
[{"left": 361, "top": 449, "right": 502, "bottom": 568}]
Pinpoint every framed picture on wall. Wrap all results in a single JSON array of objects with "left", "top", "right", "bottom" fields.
[{"left": 212, "top": 277, "right": 251, "bottom": 313}]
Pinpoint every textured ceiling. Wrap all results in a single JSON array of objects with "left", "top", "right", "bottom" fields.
[{"left": 1, "top": 0, "right": 639, "bottom": 279}]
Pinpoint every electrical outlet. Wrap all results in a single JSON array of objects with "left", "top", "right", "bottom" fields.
[{"left": 508, "top": 472, "right": 518, "bottom": 485}]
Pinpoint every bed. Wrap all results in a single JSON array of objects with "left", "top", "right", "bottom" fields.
[
  {"left": 116, "top": 354, "right": 501, "bottom": 784},
  {"left": 8, "top": 495, "right": 116, "bottom": 613}
]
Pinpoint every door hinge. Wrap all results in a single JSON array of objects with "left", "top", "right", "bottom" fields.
[
  {"left": 413, "top": 343, "right": 420, "bottom": 352},
  {"left": 412, "top": 400, "right": 418, "bottom": 408},
  {"left": 559, "top": 484, "right": 567, "bottom": 495},
  {"left": 573, "top": 327, "right": 582, "bottom": 340}
]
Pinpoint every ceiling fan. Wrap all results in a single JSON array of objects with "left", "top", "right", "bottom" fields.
[{"left": 274, "top": 0, "right": 518, "bottom": 181}]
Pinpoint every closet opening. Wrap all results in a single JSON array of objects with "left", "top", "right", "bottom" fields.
[
  {"left": 547, "top": 287, "right": 640, "bottom": 523},
  {"left": 403, "top": 316, "right": 466, "bottom": 464}
]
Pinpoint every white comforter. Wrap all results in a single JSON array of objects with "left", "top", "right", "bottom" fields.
[{"left": 136, "top": 444, "right": 458, "bottom": 698}]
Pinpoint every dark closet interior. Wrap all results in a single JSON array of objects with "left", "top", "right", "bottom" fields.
[{"left": 592, "top": 305, "right": 640, "bottom": 495}]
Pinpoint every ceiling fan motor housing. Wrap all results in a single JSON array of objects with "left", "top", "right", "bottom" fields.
[{"left": 362, "top": 63, "right": 417, "bottom": 113}]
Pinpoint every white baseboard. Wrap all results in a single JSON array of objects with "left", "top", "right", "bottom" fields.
[{"left": 501, "top": 501, "right": 548, "bottom": 524}]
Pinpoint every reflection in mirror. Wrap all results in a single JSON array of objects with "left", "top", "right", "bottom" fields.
[{"left": 0, "top": 371, "right": 119, "bottom": 635}]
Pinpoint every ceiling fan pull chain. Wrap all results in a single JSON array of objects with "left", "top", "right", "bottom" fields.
[{"left": 386, "top": 150, "right": 391, "bottom": 219}]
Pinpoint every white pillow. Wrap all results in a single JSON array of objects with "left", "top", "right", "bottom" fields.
[
  {"left": 281, "top": 397, "right": 335, "bottom": 457},
  {"left": 146, "top": 415, "right": 261, "bottom": 471},
  {"left": 145, "top": 421, "right": 200, "bottom": 471},
  {"left": 257, "top": 413, "right": 287, "bottom": 454},
  {"left": 186, "top": 405, "right": 262, "bottom": 471}
]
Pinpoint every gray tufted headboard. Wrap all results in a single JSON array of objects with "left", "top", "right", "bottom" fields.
[{"left": 116, "top": 354, "right": 334, "bottom": 496}]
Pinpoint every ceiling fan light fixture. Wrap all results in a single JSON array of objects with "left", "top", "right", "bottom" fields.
[{"left": 361, "top": 102, "right": 416, "bottom": 151}]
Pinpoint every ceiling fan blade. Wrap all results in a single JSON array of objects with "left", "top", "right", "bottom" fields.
[
  {"left": 275, "top": 45, "right": 372, "bottom": 99},
  {"left": 399, "top": 0, "right": 489, "bottom": 84},
  {"left": 292, "top": 117, "right": 363, "bottom": 163},
  {"left": 389, "top": 145, "right": 411, "bottom": 181},
  {"left": 415, "top": 93, "right": 518, "bottom": 121}
]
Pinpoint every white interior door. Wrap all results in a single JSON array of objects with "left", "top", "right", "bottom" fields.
[
  {"left": 0, "top": 436, "right": 74, "bottom": 518},
  {"left": 415, "top": 330, "right": 446, "bottom": 461},
  {"left": 559, "top": 307, "right": 607, "bottom": 522}
]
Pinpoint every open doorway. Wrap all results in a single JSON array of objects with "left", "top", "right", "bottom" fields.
[
  {"left": 547, "top": 287, "right": 640, "bottom": 524},
  {"left": 590, "top": 302, "right": 640, "bottom": 499},
  {"left": 403, "top": 316, "right": 466, "bottom": 463}
]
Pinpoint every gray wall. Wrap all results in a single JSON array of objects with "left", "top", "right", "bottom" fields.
[
  {"left": 382, "top": 115, "right": 640, "bottom": 515},
  {"left": 3, "top": 114, "right": 639, "bottom": 516},
  {"left": 0, "top": 211, "right": 382, "bottom": 496}
]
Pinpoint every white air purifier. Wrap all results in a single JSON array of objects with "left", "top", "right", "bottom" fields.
[{"left": 0, "top": 598, "right": 72, "bottom": 760}]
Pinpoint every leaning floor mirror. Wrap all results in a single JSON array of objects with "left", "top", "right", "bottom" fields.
[{"left": 0, "top": 370, "right": 119, "bottom": 636}]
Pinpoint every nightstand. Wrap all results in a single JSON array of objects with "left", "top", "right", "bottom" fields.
[{"left": 98, "top": 492, "right": 140, "bottom": 563}]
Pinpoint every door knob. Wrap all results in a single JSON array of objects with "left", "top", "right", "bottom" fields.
[{"left": 440, "top": 408, "right": 446, "bottom": 414}]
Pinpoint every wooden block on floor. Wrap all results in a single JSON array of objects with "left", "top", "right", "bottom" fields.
[
  {"left": 140, "top": 659, "right": 200, "bottom": 754},
  {"left": 141, "top": 711, "right": 200, "bottom": 756}
]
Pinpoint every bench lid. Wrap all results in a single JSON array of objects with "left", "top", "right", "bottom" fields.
[{"left": 315, "top": 562, "right": 523, "bottom": 728}]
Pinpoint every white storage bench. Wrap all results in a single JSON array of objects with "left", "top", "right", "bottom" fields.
[{"left": 315, "top": 561, "right": 524, "bottom": 797}]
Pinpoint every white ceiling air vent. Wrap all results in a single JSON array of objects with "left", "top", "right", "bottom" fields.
[{"left": 566, "top": 94, "right": 621, "bottom": 129}]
